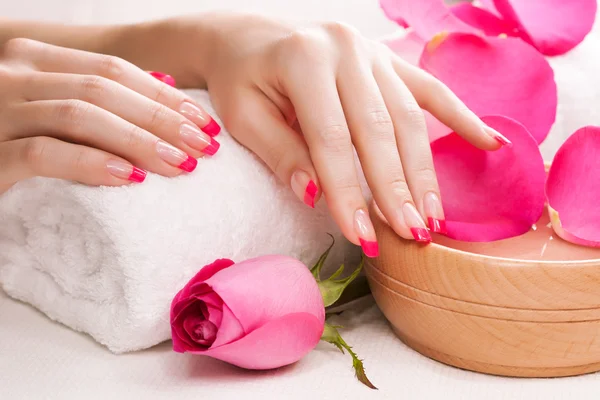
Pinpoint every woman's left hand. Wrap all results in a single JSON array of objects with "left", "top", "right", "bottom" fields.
[{"left": 124, "top": 13, "right": 511, "bottom": 255}]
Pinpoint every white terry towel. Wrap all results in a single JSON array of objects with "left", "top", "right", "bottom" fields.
[{"left": 0, "top": 90, "right": 358, "bottom": 353}]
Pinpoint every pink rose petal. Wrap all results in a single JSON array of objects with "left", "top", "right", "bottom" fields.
[
  {"left": 451, "top": 3, "right": 519, "bottom": 37},
  {"left": 211, "top": 304, "right": 245, "bottom": 348},
  {"left": 546, "top": 126, "right": 600, "bottom": 247},
  {"left": 420, "top": 32, "right": 556, "bottom": 145},
  {"left": 205, "top": 255, "right": 325, "bottom": 333},
  {"left": 431, "top": 115, "right": 546, "bottom": 241},
  {"left": 379, "top": 0, "right": 477, "bottom": 40},
  {"left": 173, "top": 259, "right": 234, "bottom": 303},
  {"left": 491, "top": 0, "right": 597, "bottom": 55},
  {"left": 478, "top": 0, "right": 500, "bottom": 15},
  {"left": 383, "top": 30, "right": 426, "bottom": 66},
  {"left": 200, "top": 312, "right": 323, "bottom": 370}
]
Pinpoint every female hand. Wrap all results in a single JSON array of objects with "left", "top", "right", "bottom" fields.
[
  {"left": 185, "top": 13, "right": 511, "bottom": 256},
  {"left": 0, "top": 38, "right": 221, "bottom": 195}
]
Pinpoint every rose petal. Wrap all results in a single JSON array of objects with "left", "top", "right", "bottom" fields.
[
  {"left": 211, "top": 304, "right": 245, "bottom": 348},
  {"left": 451, "top": 3, "right": 519, "bottom": 37},
  {"left": 491, "top": 0, "right": 597, "bottom": 56},
  {"left": 197, "top": 312, "right": 324, "bottom": 370},
  {"left": 172, "top": 302, "right": 209, "bottom": 352},
  {"left": 431, "top": 115, "right": 546, "bottom": 241},
  {"left": 420, "top": 32, "right": 556, "bottom": 145},
  {"left": 205, "top": 255, "right": 325, "bottom": 334},
  {"left": 183, "top": 317, "right": 218, "bottom": 346},
  {"left": 173, "top": 259, "right": 234, "bottom": 303},
  {"left": 383, "top": 30, "right": 426, "bottom": 66},
  {"left": 379, "top": 0, "right": 477, "bottom": 40},
  {"left": 546, "top": 126, "right": 600, "bottom": 247},
  {"left": 478, "top": 0, "right": 500, "bottom": 15}
]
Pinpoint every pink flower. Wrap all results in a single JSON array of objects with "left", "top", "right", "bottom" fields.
[{"left": 170, "top": 256, "right": 325, "bottom": 370}]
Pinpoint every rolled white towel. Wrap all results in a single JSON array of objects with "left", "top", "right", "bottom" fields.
[{"left": 0, "top": 90, "right": 358, "bottom": 353}]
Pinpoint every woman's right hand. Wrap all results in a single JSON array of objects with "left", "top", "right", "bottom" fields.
[{"left": 0, "top": 38, "right": 221, "bottom": 195}]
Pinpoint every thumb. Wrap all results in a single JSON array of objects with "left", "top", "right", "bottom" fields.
[{"left": 227, "top": 93, "right": 321, "bottom": 208}]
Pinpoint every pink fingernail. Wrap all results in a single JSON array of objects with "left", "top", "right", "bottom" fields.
[
  {"left": 179, "top": 101, "right": 221, "bottom": 137},
  {"left": 148, "top": 71, "right": 176, "bottom": 87},
  {"left": 355, "top": 209, "right": 379, "bottom": 258},
  {"left": 156, "top": 140, "right": 197, "bottom": 172},
  {"left": 423, "top": 192, "right": 447, "bottom": 234},
  {"left": 403, "top": 203, "right": 432, "bottom": 243},
  {"left": 180, "top": 123, "right": 220, "bottom": 156},
  {"left": 484, "top": 126, "right": 512, "bottom": 147},
  {"left": 291, "top": 170, "right": 318, "bottom": 208},
  {"left": 106, "top": 160, "right": 147, "bottom": 183}
]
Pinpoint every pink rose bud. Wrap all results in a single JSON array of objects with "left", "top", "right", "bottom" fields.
[{"left": 170, "top": 256, "right": 325, "bottom": 370}]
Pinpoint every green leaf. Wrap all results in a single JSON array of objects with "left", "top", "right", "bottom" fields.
[
  {"left": 317, "top": 257, "right": 364, "bottom": 308},
  {"left": 320, "top": 322, "right": 377, "bottom": 390},
  {"left": 310, "top": 234, "right": 335, "bottom": 281}
]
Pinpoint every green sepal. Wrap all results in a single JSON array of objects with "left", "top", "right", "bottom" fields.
[
  {"left": 320, "top": 322, "right": 377, "bottom": 390},
  {"left": 318, "top": 257, "right": 364, "bottom": 308},
  {"left": 310, "top": 234, "right": 334, "bottom": 281}
]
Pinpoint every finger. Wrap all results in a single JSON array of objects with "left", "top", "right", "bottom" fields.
[
  {"left": 19, "top": 72, "right": 220, "bottom": 158},
  {"left": 337, "top": 56, "right": 430, "bottom": 244},
  {"left": 282, "top": 63, "right": 373, "bottom": 254},
  {"left": 5, "top": 38, "right": 221, "bottom": 135},
  {"left": 376, "top": 61, "right": 446, "bottom": 236},
  {"left": 227, "top": 90, "right": 321, "bottom": 209},
  {"left": 7, "top": 100, "right": 197, "bottom": 176},
  {"left": 392, "top": 56, "right": 511, "bottom": 149},
  {"left": 0, "top": 137, "right": 147, "bottom": 192}
]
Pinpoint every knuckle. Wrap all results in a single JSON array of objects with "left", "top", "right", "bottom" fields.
[
  {"left": 411, "top": 163, "right": 438, "bottom": 184},
  {"left": 402, "top": 102, "right": 426, "bottom": 129},
  {"left": 151, "top": 81, "right": 171, "bottom": 104},
  {"left": 387, "top": 174, "right": 411, "bottom": 198},
  {"left": 55, "top": 100, "right": 92, "bottom": 130},
  {"left": 284, "top": 30, "right": 326, "bottom": 63},
  {"left": 2, "top": 38, "right": 41, "bottom": 58},
  {"left": 79, "top": 75, "right": 111, "bottom": 101},
  {"left": 147, "top": 102, "right": 170, "bottom": 130},
  {"left": 122, "top": 124, "right": 147, "bottom": 149},
  {"left": 22, "top": 137, "right": 50, "bottom": 171},
  {"left": 323, "top": 21, "right": 358, "bottom": 43},
  {"left": 318, "top": 123, "right": 351, "bottom": 149},
  {"left": 98, "top": 54, "right": 128, "bottom": 81},
  {"left": 365, "top": 108, "right": 394, "bottom": 138}
]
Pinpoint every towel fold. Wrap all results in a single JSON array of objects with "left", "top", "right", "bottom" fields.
[{"left": 0, "top": 90, "right": 358, "bottom": 353}]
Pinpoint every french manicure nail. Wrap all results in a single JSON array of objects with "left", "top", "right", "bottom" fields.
[
  {"left": 403, "top": 202, "right": 432, "bottom": 243},
  {"left": 156, "top": 140, "right": 197, "bottom": 172},
  {"left": 354, "top": 209, "right": 379, "bottom": 258},
  {"left": 291, "top": 170, "right": 317, "bottom": 208},
  {"left": 484, "top": 126, "right": 512, "bottom": 147},
  {"left": 106, "top": 160, "right": 147, "bottom": 183},
  {"left": 423, "top": 192, "right": 447, "bottom": 234},
  {"left": 148, "top": 71, "right": 176, "bottom": 87},
  {"left": 179, "top": 101, "right": 221, "bottom": 137},
  {"left": 180, "top": 123, "right": 220, "bottom": 156}
]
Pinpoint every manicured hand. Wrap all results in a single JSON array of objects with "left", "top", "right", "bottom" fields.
[
  {"left": 194, "top": 13, "right": 511, "bottom": 255},
  {"left": 0, "top": 38, "right": 221, "bottom": 194}
]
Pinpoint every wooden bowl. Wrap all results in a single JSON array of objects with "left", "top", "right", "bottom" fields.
[{"left": 365, "top": 203, "right": 600, "bottom": 378}]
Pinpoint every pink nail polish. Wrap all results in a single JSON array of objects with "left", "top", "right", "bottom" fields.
[
  {"left": 423, "top": 192, "right": 447, "bottom": 234},
  {"left": 355, "top": 209, "right": 379, "bottom": 258},
  {"left": 201, "top": 118, "right": 221, "bottom": 137},
  {"left": 148, "top": 71, "right": 176, "bottom": 87},
  {"left": 291, "top": 170, "right": 318, "bottom": 208},
  {"left": 304, "top": 180, "right": 318, "bottom": 208},
  {"left": 402, "top": 203, "right": 432, "bottom": 243},
  {"left": 203, "top": 137, "right": 220, "bottom": 156},
  {"left": 156, "top": 140, "right": 197, "bottom": 172},
  {"left": 180, "top": 102, "right": 221, "bottom": 137},
  {"left": 484, "top": 126, "right": 512, "bottom": 147},
  {"left": 106, "top": 160, "right": 147, "bottom": 183},
  {"left": 180, "top": 123, "right": 220, "bottom": 156}
]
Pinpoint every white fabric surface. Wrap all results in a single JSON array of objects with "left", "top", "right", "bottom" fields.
[
  {"left": 2, "top": 0, "right": 600, "bottom": 399},
  {"left": 0, "top": 90, "right": 354, "bottom": 353}
]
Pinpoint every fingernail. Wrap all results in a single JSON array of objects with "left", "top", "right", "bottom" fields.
[
  {"left": 156, "top": 140, "right": 197, "bottom": 172},
  {"left": 423, "top": 192, "right": 447, "bottom": 234},
  {"left": 484, "top": 126, "right": 512, "bottom": 147},
  {"left": 403, "top": 202, "right": 432, "bottom": 243},
  {"left": 180, "top": 123, "right": 220, "bottom": 156},
  {"left": 291, "top": 170, "right": 317, "bottom": 208},
  {"left": 179, "top": 101, "right": 221, "bottom": 137},
  {"left": 106, "top": 160, "right": 147, "bottom": 183},
  {"left": 148, "top": 71, "right": 176, "bottom": 87},
  {"left": 354, "top": 209, "right": 379, "bottom": 258}
]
